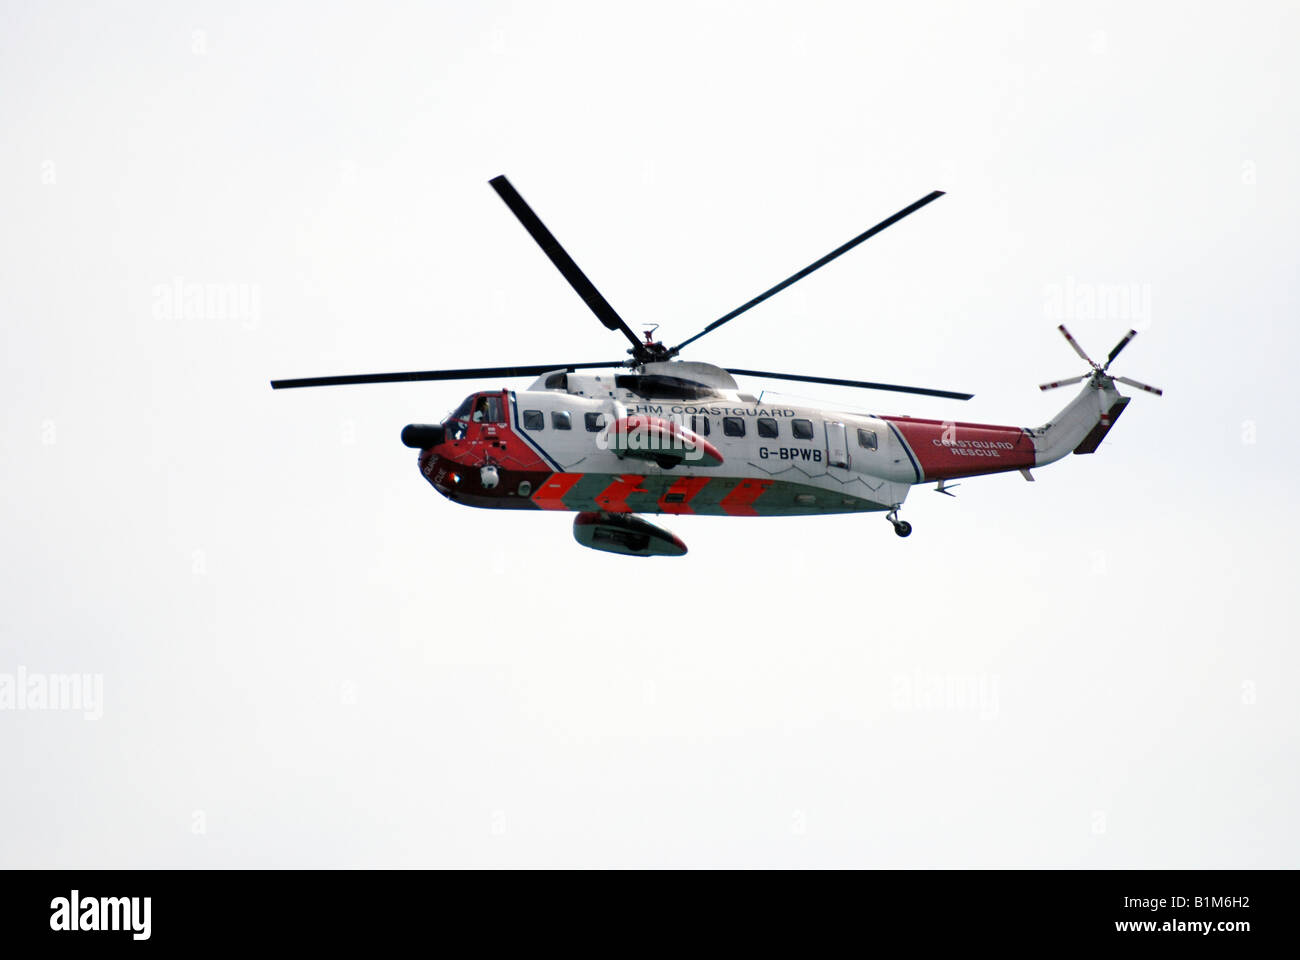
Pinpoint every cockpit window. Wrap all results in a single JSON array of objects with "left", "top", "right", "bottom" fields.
[
  {"left": 472, "top": 395, "right": 504, "bottom": 423},
  {"left": 448, "top": 397, "right": 473, "bottom": 422},
  {"left": 444, "top": 396, "right": 474, "bottom": 440}
]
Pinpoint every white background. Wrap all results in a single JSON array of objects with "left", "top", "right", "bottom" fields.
[{"left": 2, "top": 0, "right": 1296, "bottom": 867}]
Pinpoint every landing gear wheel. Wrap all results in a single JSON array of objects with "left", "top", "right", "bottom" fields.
[{"left": 885, "top": 507, "right": 911, "bottom": 538}]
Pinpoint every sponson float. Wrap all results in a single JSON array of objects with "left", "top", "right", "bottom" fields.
[{"left": 273, "top": 176, "right": 1162, "bottom": 556}]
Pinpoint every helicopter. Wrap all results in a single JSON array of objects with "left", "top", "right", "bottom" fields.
[{"left": 272, "top": 175, "right": 1162, "bottom": 557}]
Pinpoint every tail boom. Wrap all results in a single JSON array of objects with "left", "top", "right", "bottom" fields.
[{"left": 883, "top": 375, "right": 1128, "bottom": 482}]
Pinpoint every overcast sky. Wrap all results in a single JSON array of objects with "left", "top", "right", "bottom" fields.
[{"left": 2, "top": 0, "right": 1297, "bottom": 867}]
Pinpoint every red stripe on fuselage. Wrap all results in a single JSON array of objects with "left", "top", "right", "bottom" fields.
[
  {"left": 882, "top": 416, "right": 1035, "bottom": 480},
  {"left": 720, "top": 479, "right": 772, "bottom": 516},
  {"left": 595, "top": 474, "right": 647, "bottom": 513},
  {"left": 658, "top": 476, "right": 711, "bottom": 515},
  {"left": 532, "top": 472, "right": 583, "bottom": 509}
]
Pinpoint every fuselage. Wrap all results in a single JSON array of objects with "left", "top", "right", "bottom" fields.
[{"left": 415, "top": 363, "right": 1042, "bottom": 517}]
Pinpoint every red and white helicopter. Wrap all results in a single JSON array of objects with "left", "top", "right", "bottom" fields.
[{"left": 273, "top": 176, "right": 1162, "bottom": 557}]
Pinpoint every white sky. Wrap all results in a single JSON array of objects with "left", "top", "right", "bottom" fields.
[{"left": 2, "top": 0, "right": 1297, "bottom": 867}]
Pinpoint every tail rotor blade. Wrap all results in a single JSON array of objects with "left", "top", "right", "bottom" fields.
[
  {"left": 1104, "top": 329, "right": 1137, "bottom": 370},
  {"left": 1114, "top": 375, "right": 1164, "bottom": 397},
  {"left": 1057, "top": 324, "right": 1097, "bottom": 367},
  {"left": 1038, "top": 374, "right": 1089, "bottom": 391}
]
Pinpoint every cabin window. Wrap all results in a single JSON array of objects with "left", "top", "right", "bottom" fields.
[
  {"left": 585, "top": 412, "right": 606, "bottom": 432},
  {"left": 792, "top": 418, "right": 814, "bottom": 440},
  {"left": 522, "top": 410, "right": 544, "bottom": 431},
  {"left": 552, "top": 411, "right": 572, "bottom": 430},
  {"left": 723, "top": 417, "right": 745, "bottom": 438},
  {"left": 757, "top": 417, "right": 778, "bottom": 439},
  {"left": 857, "top": 428, "right": 878, "bottom": 450},
  {"left": 690, "top": 415, "right": 710, "bottom": 436}
]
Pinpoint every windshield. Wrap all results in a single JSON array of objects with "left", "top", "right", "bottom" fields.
[
  {"left": 445, "top": 396, "right": 474, "bottom": 423},
  {"left": 443, "top": 396, "right": 474, "bottom": 440}
]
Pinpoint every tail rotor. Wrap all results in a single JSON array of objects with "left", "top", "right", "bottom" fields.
[{"left": 1039, "top": 324, "right": 1164, "bottom": 396}]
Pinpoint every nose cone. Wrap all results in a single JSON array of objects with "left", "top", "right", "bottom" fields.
[{"left": 401, "top": 424, "right": 445, "bottom": 449}]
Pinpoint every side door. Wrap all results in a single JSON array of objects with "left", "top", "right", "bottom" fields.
[{"left": 825, "top": 420, "right": 850, "bottom": 469}]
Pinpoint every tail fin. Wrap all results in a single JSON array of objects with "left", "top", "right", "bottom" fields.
[{"left": 1072, "top": 396, "right": 1130, "bottom": 455}]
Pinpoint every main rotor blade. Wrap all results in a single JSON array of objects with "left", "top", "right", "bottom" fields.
[
  {"left": 1057, "top": 324, "right": 1097, "bottom": 367},
  {"left": 1114, "top": 375, "right": 1163, "bottom": 396},
  {"left": 1104, "top": 329, "right": 1137, "bottom": 370},
  {"left": 1038, "top": 374, "right": 1089, "bottom": 391},
  {"left": 726, "top": 367, "right": 972, "bottom": 400},
  {"left": 670, "top": 190, "right": 945, "bottom": 356},
  {"left": 270, "top": 361, "right": 622, "bottom": 390},
  {"left": 489, "top": 176, "right": 644, "bottom": 355}
]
